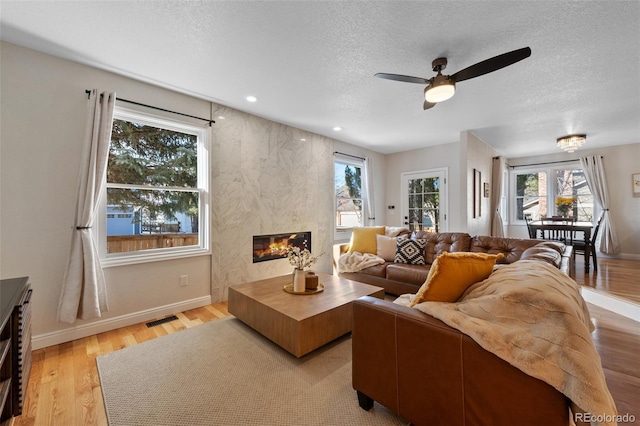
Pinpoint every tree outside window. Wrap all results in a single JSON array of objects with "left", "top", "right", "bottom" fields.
[
  {"left": 105, "top": 111, "right": 207, "bottom": 256},
  {"left": 335, "top": 161, "right": 363, "bottom": 229}
]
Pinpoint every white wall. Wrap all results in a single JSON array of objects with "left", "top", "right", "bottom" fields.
[
  {"left": 383, "top": 131, "right": 498, "bottom": 235},
  {"left": 462, "top": 131, "right": 499, "bottom": 237},
  {"left": 0, "top": 42, "right": 385, "bottom": 347},
  {"left": 505, "top": 143, "right": 640, "bottom": 257},
  {"left": 384, "top": 141, "right": 460, "bottom": 231}
]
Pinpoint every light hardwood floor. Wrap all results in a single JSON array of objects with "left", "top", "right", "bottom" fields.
[{"left": 14, "top": 257, "right": 640, "bottom": 426}]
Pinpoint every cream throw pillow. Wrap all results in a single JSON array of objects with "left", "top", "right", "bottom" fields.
[{"left": 376, "top": 234, "right": 397, "bottom": 261}]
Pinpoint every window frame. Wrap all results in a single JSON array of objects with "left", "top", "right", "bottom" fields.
[
  {"left": 509, "top": 161, "right": 596, "bottom": 224},
  {"left": 98, "top": 107, "right": 210, "bottom": 267},
  {"left": 334, "top": 155, "right": 367, "bottom": 241}
]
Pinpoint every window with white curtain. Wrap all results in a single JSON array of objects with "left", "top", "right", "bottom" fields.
[
  {"left": 99, "top": 107, "right": 209, "bottom": 265},
  {"left": 335, "top": 155, "right": 366, "bottom": 238},
  {"left": 510, "top": 163, "right": 594, "bottom": 223}
]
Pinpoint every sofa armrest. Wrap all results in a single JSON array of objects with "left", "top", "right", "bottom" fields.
[
  {"left": 561, "top": 245, "right": 575, "bottom": 278},
  {"left": 332, "top": 243, "right": 350, "bottom": 274}
]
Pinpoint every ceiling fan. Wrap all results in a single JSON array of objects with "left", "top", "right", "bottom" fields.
[{"left": 375, "top": 47, "right": 531, "bottom": 110}]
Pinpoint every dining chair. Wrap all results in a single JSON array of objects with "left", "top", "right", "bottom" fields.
[
  {"left": 540, "top": 216, "right": 575, "bottom": 243},
  {"left": 572, "top": 212, "right": 604, "bottom": 272},
  {"left": 524, "top": 214, "right": 538, "bottom": 239}
]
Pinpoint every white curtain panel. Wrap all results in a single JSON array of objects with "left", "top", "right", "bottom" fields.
[
  {"left": 58, "top": 90, "right": 115, "bottom": 323},
  {"left": 363, "top": 157, "right": 376, "bottom": 226},
  {"left": 490, "top": 156, "right": 505, "bottom": 237},
  {"left": 579, "top": 155, "right": 619, "bottom": 255}
]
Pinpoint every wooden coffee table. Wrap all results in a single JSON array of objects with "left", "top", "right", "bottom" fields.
[{"left": 228, "top": 272, "right": 384, "bottom": 357}]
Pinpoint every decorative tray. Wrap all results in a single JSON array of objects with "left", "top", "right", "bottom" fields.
[{"left": 283, "top": 283, "right": 324, "bottom": 295}]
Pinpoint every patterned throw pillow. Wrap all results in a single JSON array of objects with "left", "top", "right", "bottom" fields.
[{"left": 394, "top": 238, "right": 426, "bottom": 265}]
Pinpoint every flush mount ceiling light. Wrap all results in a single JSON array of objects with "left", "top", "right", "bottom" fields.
[
  {"left": 333, "top": 126, "right": 342, "bottom": 131},
  {"left": 557, "top": 134, "right": 586, "bottom": 153},
  {"left": 245, "top": 95, "right": 257, "bottom": 102}
]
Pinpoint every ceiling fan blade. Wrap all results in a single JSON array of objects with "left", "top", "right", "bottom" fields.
[
  {"left": 423, "top": 100, "right": 436, "bottom": 110},
  {"left": 450, "top": 47, "right": 531, "bottom": 83},
  {"left": 375, "top": 73, "right": 430, "bottom": 84}
]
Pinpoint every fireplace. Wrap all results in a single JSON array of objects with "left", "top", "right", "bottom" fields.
[{"left": 252, "top": 232, "right": 312, "bottom": 263}]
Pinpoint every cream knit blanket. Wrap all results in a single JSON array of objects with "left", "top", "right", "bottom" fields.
[
  {"left": 338, "top": 252, "right": 385, "bottom": 273},
  {"left": 396, "top": 260, "right": 617, "bottom": 426}
]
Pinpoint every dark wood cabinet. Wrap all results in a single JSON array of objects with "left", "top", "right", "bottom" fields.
[{"left": 0, "top": 277, "right": 31, "bottom": 424}]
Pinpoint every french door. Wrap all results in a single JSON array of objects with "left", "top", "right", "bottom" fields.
[{"left": 401, "top": 169, "right": 447, "bottom": 232}]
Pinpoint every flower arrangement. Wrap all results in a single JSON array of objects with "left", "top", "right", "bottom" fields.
[
  {"left": 287, "top": 244, "right": 323, "bottom": 270},
  {"left": 555, "top": 196, "right": 576, "bottom": 216}
]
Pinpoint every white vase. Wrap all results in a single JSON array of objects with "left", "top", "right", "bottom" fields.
[{"left": 293, "top": 268, "right": 306, "bottom": 293}]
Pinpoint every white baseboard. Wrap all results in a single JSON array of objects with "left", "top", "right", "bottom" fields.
[
  {"left": 32, "top": 295, "right": 212, "bottom": 350},
  {"left": 598, "top": 252, "right": 640, "bottom": 261},
  {"left": 580, "top": 287, "right": 640, "bottom": 322}
]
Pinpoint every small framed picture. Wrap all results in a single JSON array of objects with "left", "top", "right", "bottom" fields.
[
  {"left": 633, "top": 173, "right": 640, "bottom": 197},
  {"left": 483, "top": 182, "right": 489, "bottom": 198}
]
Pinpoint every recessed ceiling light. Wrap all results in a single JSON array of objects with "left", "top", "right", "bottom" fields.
[
  {"left": 217, "top": 116, "right": 226, "bottom": 120},
  {"left": 245, "top": 96, "right": 258, "bottom": 103},
  {"left": 300, "top": 138, "right": 307, "bottom": 142},
  {"left": 333, "top": 127, "right": 342, "bottom": 131}
]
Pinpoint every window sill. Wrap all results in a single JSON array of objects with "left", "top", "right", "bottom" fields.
[{"left": 101, "top": 247, "right": 211, "bottom": 268}]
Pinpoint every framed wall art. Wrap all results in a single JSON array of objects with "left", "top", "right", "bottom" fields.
[
  {"left": 633, "top": 173, "right": 640, "bottom": 197},
  {"left": 473, "top": 169, "right": 481, "bottom": 218}
]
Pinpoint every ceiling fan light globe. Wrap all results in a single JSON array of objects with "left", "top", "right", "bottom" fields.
[
  {"left": 425, "top": 84, "right": 455, "bottom": 103},
  {"left": 424, "top": 77, "right": 455, "bottom": 103}
]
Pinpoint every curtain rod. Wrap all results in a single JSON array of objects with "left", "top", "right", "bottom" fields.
[
  {"left": 334, "top": 151, "right": 365, "bottom": 161},
  {"left": 85, "top": 90, "right": 214, "bottom": 126},
  {"left": 507, "top": 159, "right": 577, "bottom": 168},
  {"left": 507, "top": 156, "right": 603, "bottom": 169}
]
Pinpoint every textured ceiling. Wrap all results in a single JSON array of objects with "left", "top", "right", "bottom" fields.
[{"left": 1, "top": 1, "right": 639, "bottom": 157}]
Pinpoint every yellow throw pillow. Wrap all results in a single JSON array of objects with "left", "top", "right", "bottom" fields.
[
  {"left": 348, "top": 226, "right": 386, "bottom": 254},
  {"left": 410, "top": 252, "right": 504, "bottom": 306}
]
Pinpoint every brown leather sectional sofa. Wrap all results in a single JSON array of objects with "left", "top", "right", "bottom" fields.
[
  {"left": 341, "top": 232, "right": 576, "bottom": 425},
  {"left": 335, "top": 231, "right": 575, "bottom": 296},
  {"left": 352, "top": 296, "right": 571, "bottom": 425}
]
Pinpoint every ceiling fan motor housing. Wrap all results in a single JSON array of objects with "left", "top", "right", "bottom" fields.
[{"left": 431, "top": 57, "right": 448, "bottom": 72}]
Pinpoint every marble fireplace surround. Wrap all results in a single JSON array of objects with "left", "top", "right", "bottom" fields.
[{"left": 253, "top": 231, "right": 312, "bottom": 263}]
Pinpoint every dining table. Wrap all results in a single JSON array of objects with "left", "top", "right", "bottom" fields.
[{"left": 529, "top": 220, "right": 595, "bottom": 272}]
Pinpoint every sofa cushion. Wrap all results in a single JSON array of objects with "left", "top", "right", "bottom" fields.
[
  {"left": 520, "top": 246, "right": 562, "bottom": 268},
  {"left": 348, "top": 226, "right": 385, "bottom": 254},
  {"left": 470, "top": 236, "right": 540, "bottom": 264},
  {"left": 395, "top": 238, "right": 426, "bottom": 265},
  {"left": 533, "top": 241, "right": 566, "bottom": 255},
  {"left": 386, "top": 263, "right": 430, "bottom": 286},
  {"left": 413, "top": 232, "right": 472, "bottom": 264},
  {"left": 376, "top": 234, "right": 397, "bottom": 261},
  {"left": 356, "top": 262, "right": 388, "bottom": 278},
  {"left": 410, "top": 252, "right": 505, "bottom": 305}
]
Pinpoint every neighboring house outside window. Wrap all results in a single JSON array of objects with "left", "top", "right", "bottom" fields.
[
  {"left": 335, "top": 155, "right": 366, "bottom": 239},
  {"left": 99, "top": 107, "right": 209, "bottom": 265},
  {"left": 511, "top": 164, "right": 594, "bottom": 223}
]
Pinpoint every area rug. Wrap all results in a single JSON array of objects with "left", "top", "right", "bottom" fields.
[{"left": 97, "top": 317, "right": 407, "bottom": 426}]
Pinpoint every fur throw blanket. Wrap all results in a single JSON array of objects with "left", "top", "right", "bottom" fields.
[
  {"left": 396, "top": 260, "right": 617, "bottom": 426},
  {"left": 338, "top": 252, "right": 385, "bottom": 273}
]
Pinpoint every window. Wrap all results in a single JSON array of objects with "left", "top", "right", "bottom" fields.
[
  {"left": 335, "top": 156, "right": 365, "bottom": 235},
  {"left": 514, "top": 171, "right": 548, "bottom": 220},
  {"left": 555, "top": 169, "right": 594, "bottom": 221},
  {"left": 511, "top": 164, "right": 594, "bottom": 223},
  {"left": 100, "top": 107, "right": 209, "bottom": 264}
]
